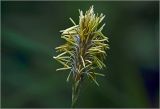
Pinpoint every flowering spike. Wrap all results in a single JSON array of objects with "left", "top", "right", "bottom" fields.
[{"left": 53, "top": 6, "right": 109, "bottom": 107}]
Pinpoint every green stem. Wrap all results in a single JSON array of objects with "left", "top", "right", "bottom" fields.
[{"left": 71, "top": 80, "right": 81, "bottom": 108}]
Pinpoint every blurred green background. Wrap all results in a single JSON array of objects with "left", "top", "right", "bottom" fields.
[{"left": 1, "top": 1, "right": 159, "bottom": 108}]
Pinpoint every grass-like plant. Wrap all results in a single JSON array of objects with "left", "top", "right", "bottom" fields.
[{"left": 53, "top": 6, "right": 109, "bottom": 108}]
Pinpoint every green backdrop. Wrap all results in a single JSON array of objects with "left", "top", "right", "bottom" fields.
[{"left": 1, "top": 1, "right": 159, "bottom": 108}]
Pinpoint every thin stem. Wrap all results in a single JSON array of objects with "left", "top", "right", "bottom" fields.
[{"left": 71, "top": 80, "right": 81, "bottom": 108}]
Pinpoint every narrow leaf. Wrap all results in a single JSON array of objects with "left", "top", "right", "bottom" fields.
[
  {"left": 88, "top": 73, "right": 99, "bottom": 86},
  {"left": 69, "top": 17, "right": 77, "bottom": 26},
  {"left": 80, "top": 56, "right": 85, "bottom": 67},
  {"left": 56, "top": 67, "right": 71, "bottom": 71},
  {"left": 66, "top": 70, "right": 72, "bottom": 82}
]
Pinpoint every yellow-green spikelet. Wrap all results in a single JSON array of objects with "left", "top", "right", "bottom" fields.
[{"left": 54, "top": 6, "right": 109, "bottom": 86}]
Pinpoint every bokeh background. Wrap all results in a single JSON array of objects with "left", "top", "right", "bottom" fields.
[{"left": 1, "top": 1, "right": 159, "bottom": 108}]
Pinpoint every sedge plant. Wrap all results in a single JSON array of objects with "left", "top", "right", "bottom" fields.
[{"left": 53, "top": 6, "right": 109, "bottom": 108}]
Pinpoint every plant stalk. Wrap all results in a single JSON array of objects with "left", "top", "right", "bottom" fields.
[{"left": 71, "top": 80, "right": 81, "bottom": 108}]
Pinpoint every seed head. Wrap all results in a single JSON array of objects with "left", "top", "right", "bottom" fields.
[{"left": 54, "top": 6, "right": 109, "bottom": 86}]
